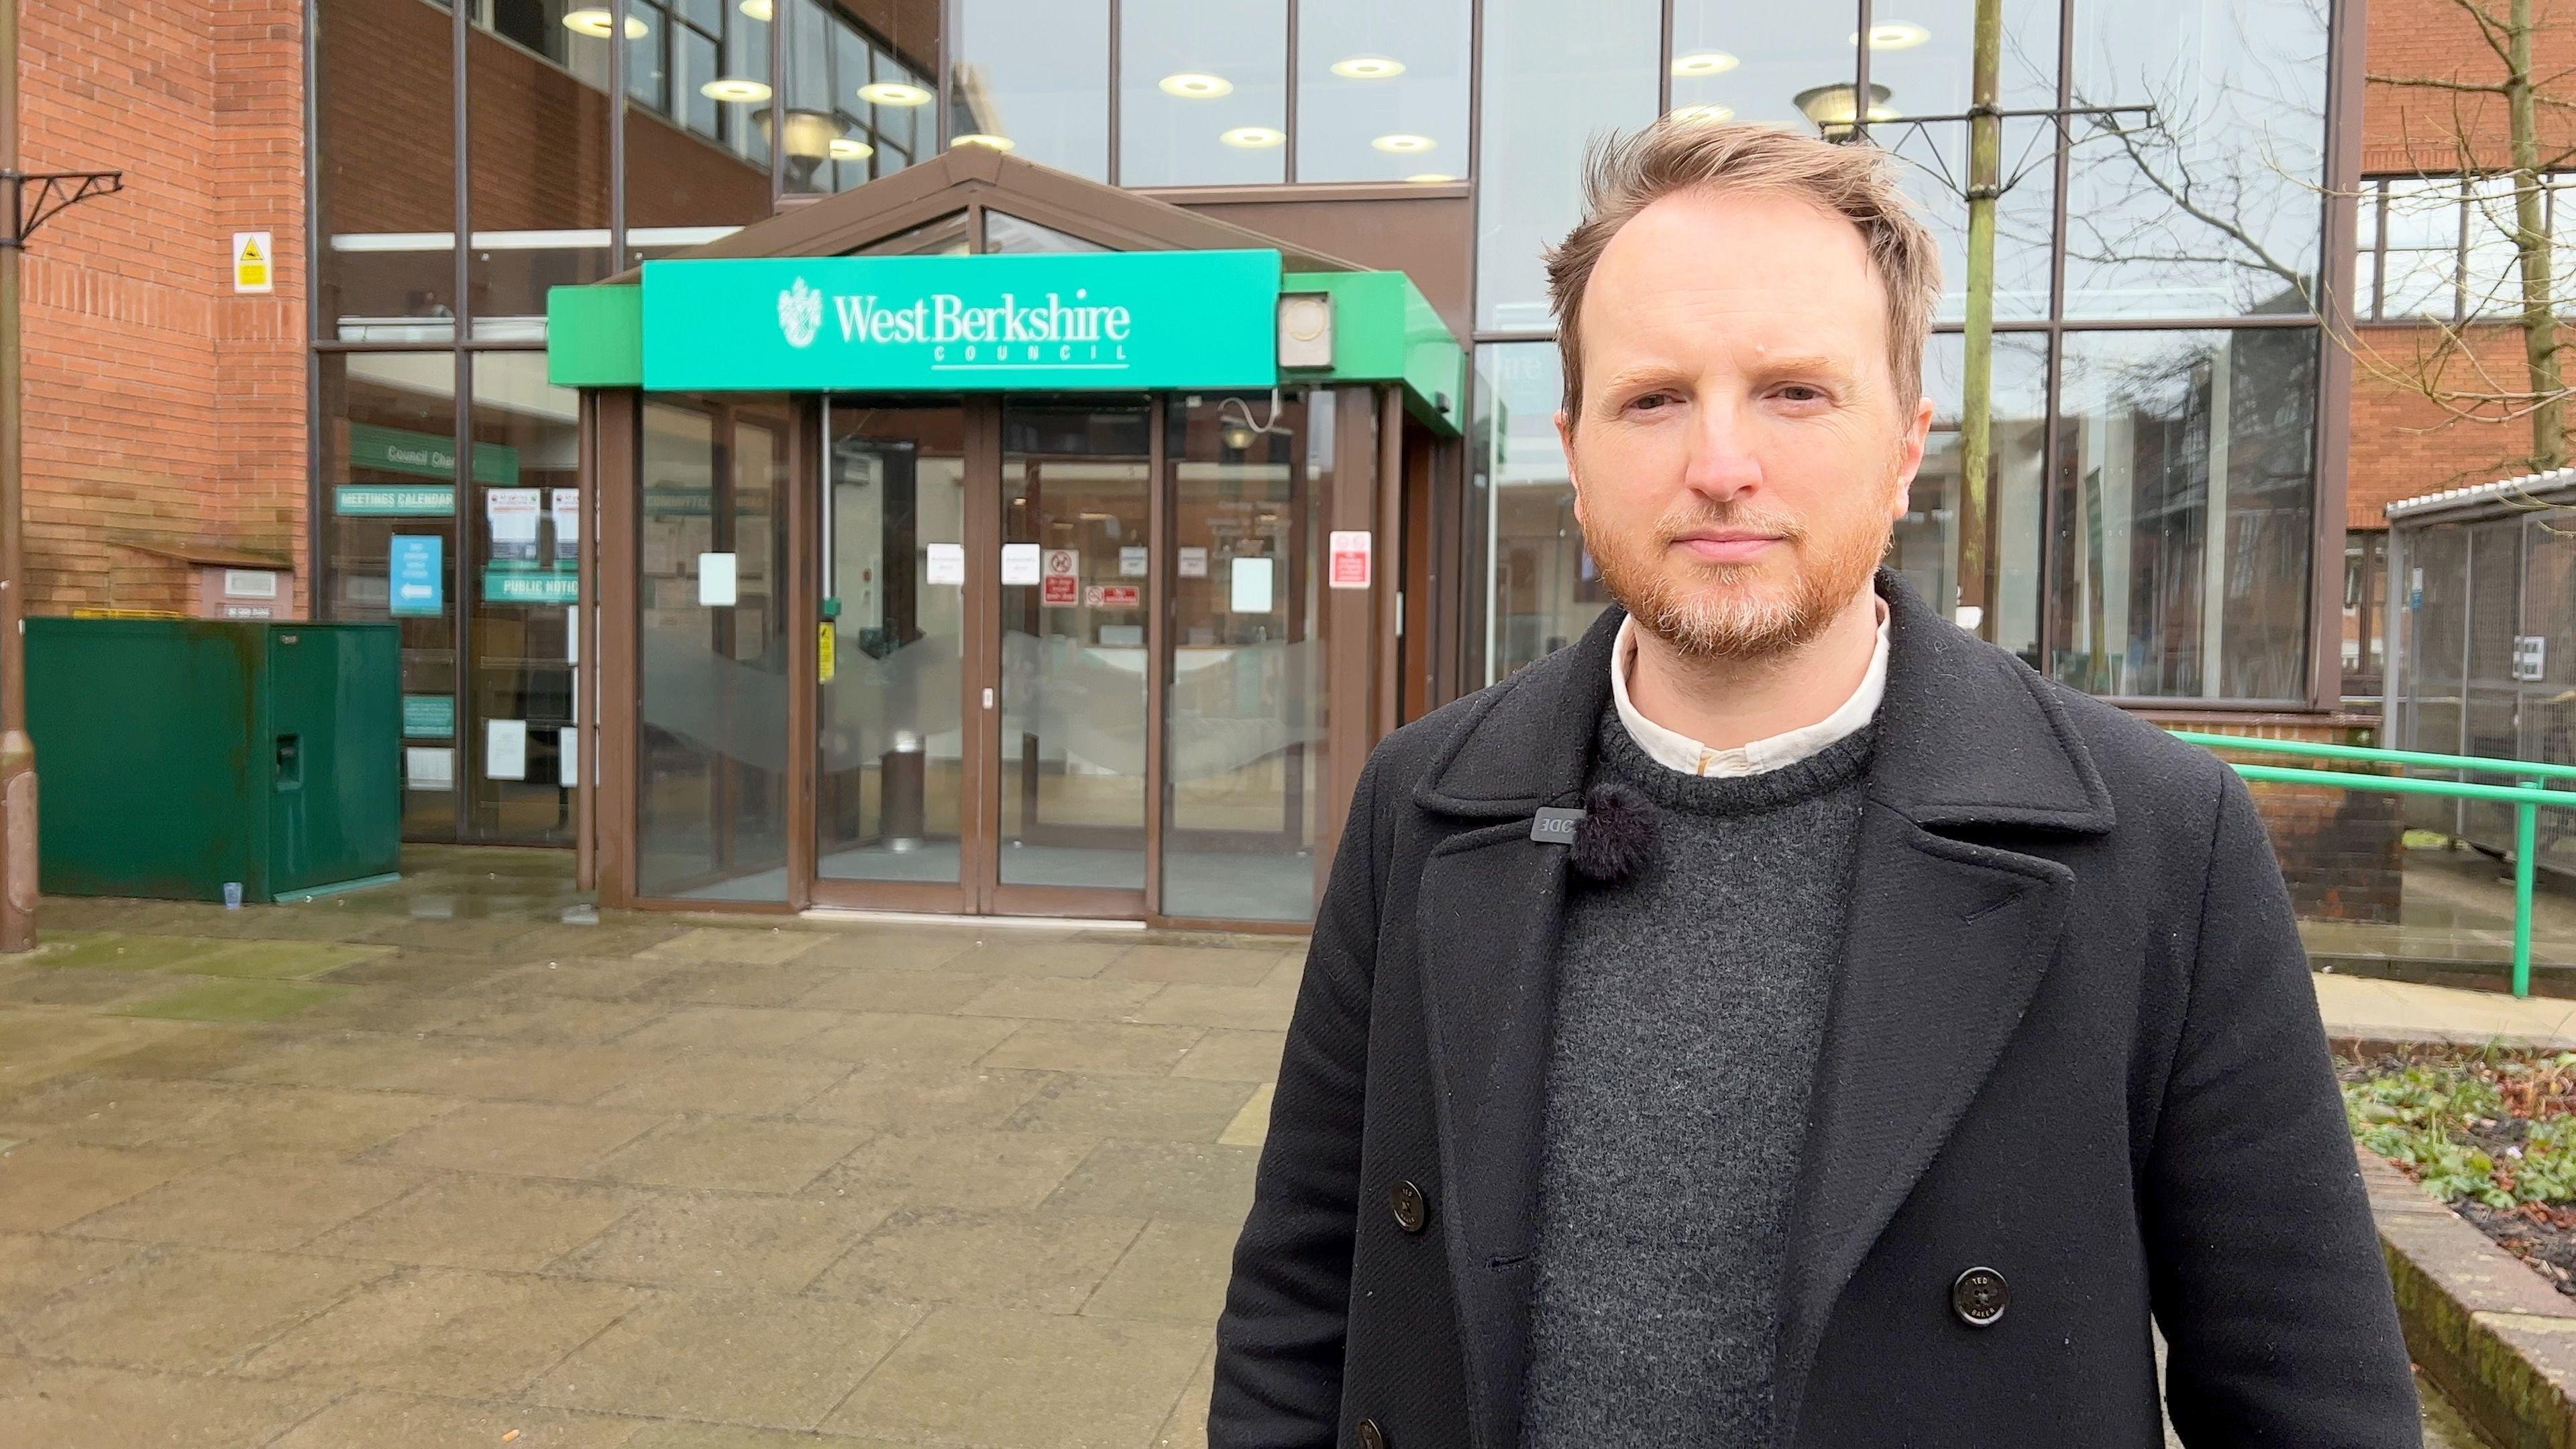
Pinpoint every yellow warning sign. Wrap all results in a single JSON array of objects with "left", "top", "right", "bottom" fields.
[
  {"left": 818, "top": 622, "right": 836, "bottom": 684},
  {"left": 232, "top": 231, "right": 273, "bottom": 294}
]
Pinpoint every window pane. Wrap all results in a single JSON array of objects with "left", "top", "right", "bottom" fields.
[
  {"left": 2047, "top": 328, "right": 2319, "bottom": 699},
  {"left": 1475, "top": 341, "right": 1603, "bottom": 680},
  {"left": 2378, "top": 178, "right": 2461, "bottom": 318},
  {"left": 983, "top": 211, "right": 1108, "bottom": 253},
  {"left": 1476, "top": 0, "right": 1660, "bottom": 331},
  {"left": 1917, "top": 333, "right": 2051, "bottom": 665},
  {"left": 953, "top": 1, "right": 1110, "bottom": 178},
  {"left": 637, "top": 398, "right": 795, "bottom": 901},
  {"left": 2063, "top": 0, "right": 2328, "bottom": 319},
  {"left": 2466, "top": 175, "right": 2527, "bottom": 319},
  {"left": 317, "top": 0, "right": 456, "bottom": 341},
  {"left": 625, "top": 1, "right": 771, "bottom": 266},
  {"left": 1295, "top": 0, "right": 1470, "bottom": 184},
  {"left": 462, "top": 355, "right": 581, "bottom": 845},
  {"left": 318, "top": 352, "right": 460, "bottom": 839},
  {"left": 1119, "top": 0, "right": 1287, "bottom": 185},
  {"left": 467, "top": 11, "right": 613, "bottom": 340},
  {"left": 781, "top": 1, "right": 935, "bottom": 195},
  {"left": 1668, "top": 3, "right": 1854, "bottom": 131},
  {"left": 1871, "top": 1, "right": 2058, "bottom": 322},
  {"left": 1163, "top": 393, "right": 1328, "bottom": 922}
]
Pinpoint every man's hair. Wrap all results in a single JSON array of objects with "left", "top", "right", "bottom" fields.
[{"left": 1544, "top": 118, "right": 1942, "bottom": 426}]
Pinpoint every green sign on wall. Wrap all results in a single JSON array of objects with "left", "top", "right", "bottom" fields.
[
  {"left": 640, "top": 250, "right": 1283, "bottom": 393},
  {"left": 483, "top": 566, "right": 580, "bottom": 605},
  {"left": 402, "top": 694, "right": 455, "bottom": 739},
  {"left": 336, "top": 484, "right": 455, "bottom": 517},
  {"left": 348, "top": 423, "right": 519, "bottom": 486}
]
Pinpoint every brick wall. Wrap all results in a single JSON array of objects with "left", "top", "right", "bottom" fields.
[
  {"left": 2152, "top": 715, "right": 2407, "bottom": 923},
  {"left": 18, "top": 0, "right": 307, "bottom": 616}
]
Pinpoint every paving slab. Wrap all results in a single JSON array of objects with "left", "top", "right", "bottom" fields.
[
  {"left": 309, "top": 1175, "right": 640, "bottom": 1271},
  {"left": 10, "top": 1244, "right": 384, "bottom": 1373},
  {"left": 0, "top": 1140, "right": 215, "bottom": 1232},
  {"left": 589, "top": 1116, "right": 871, "bottom": 1194},
  {"left": 267, "top": 1392, "right": 647, "bottom": 1449},
  {"left": 811, "top": 1207, "right": 1144, "bottom": 1312},
  {"left": 553, "top": 1191, "right": 890, "bottom": 1293},
  {"left": 823, "top": 1303, "right": 1208, "bottom": 1449},
  {"left": 239, "top": 1267, "right": 647, "bottom": 1398},
  {"left": 372, "top": 1101, "right": 665, "bottom": 1178},
  {"left": 792, "top": 1064, "right": 1055, "bottom": 1134},
  {"left": 60, "top": 1152, "right": 423, "bottom": 1251},
  {"left": 531, "top": 1291, "right": 923, "bottom": 1428},
  {"left": 0, "top": 1360, "right": 333, "bottom": 1448}
]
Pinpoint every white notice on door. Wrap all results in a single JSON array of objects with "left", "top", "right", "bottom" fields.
[
  {"left": 487, "top": 488, "right": 541, "bottom": 563},
  {"left": 1178, "top": 547, "right": 1209, "bottom": 579},
  {"left": 405, "top": 747, "right": 455, "bottom": 791},
  {"left": 1001, "top": 543, "right": 1041, "bottom": 585},
  {"left": 697, "top": 552, "right": 739, "bottom": 606},
  {"left": 1120, "top": 545, "right": 1148, "bottom": 578},
  {"left": 1231, "top": 557, "right": 1275, "bottom": 614},
  {"left": 926, "top": 543, "right": 966, "bottom": 586},
  {"left": 485, "top": 719, "right": 529, "bottom": 782},
  {"left": 557, "top": 727, "right": 578, "bottom": 785}
]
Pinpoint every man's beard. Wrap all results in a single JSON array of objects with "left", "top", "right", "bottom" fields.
[{"left": 1589, "top": 500, "right": 1889, "bottom": 661}]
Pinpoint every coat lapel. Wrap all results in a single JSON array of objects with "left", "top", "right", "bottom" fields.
[
  {"left": 1772, "top": 574, "right": 2116, "bottom": 1430},
  {"left": 1409, "top": 606, "right": 1621, "bottom": 1449}
]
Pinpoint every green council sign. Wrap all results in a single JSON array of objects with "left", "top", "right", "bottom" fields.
[{"left": 640, "top": 250, "right": 1282, "bottom": 392}]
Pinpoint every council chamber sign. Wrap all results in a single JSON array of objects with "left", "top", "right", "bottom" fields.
[{"left": 639, "top": 250, "right": 1283, "bottom": 393}]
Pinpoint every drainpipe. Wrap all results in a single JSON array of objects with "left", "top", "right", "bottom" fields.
[{"left": 0, "top": 0, "right": 33, "bottom": 953}]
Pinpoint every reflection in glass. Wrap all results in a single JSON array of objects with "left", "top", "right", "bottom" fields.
[
  {"left": 467, "top": 19, "right": 612, "bottom": 338},
  {"left": 2048, "top": 329, "right": 2318, "bottom": 699},
  {"left": 1915, "top": 333, "right": 2050, "bottom": 663},
  {"left": 818, "top": 402, "right": 969, "bottom": 885},
  {"left": 625, "top": 0, "right": 771, "bottom": 264},
  {"left": 1668, "top": 3, "right": 1854, "bottom": 131},
  {"left": 1475, "top": 342, "right": 1602, "bottom": 681},
  {"left": 1870, "top": 1, "right": 2057, "bottom": 322},
  {"left": 2063, "top": 0, "right": 2327, "bottom": 318},
  {"left": 1476, "top": 0, "right": 1659, "bottom": 331},
  {"left": 319, "top": 353, "right": 462, "bottom": 838},
  {"left": 317, "top": 0, "right": 456, "bottom": 340},
  {"left": 998, "top": 401, "right": 1152, "bottom": 891},
  {"left": 983, "top": 211, "right": 1108, "bottom": 254},
  {"left": 952, "top": 1, "right": 1111, "bottom": 179},
  {"left": 782, "top": 0, "right": 938, "bottom": 195},
  {"left": 637, "top": 399, "right": 794, "bottom": 901},
  {"left": 1163, "top": 394, "right": 1328, "bottom": 923},
  {"left": 1120, "top": 0, "right": 1287, "bottom": 186},
  {"left": 465, "top": 354, "right": 580, "bottom": 843},
  {"left": 1294, "top": 0, "right": 1468, "bottom": 183}
]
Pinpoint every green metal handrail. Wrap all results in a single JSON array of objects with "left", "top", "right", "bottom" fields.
[{"left": 2166, "top": 731, "right": 2576, "bottom": 998}]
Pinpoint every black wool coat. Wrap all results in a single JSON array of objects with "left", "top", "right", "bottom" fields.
[{"left": 1210, "top": 572, "right": 2420, "bottom": 1449}]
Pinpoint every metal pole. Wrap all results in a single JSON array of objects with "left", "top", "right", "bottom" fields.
[
  {"left": 2518, "top": 792, "right": 2538, "bottom": 998},
  {"left": 1955, "top": 0, "right": 2000, "bottom": 639},
  {"left": 0, "top": 0, "right": 34, "bottom": 954}
]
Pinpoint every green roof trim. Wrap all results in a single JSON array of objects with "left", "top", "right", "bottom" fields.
[
  {"left": 544, "top": 258, "right": 1466, "bottom": 437},
  {"left": 1279, "top": 270, "right": 1464, "bottom": 437},
  {"left": 547, "top": 284, "right": 642, "bottom": 388}
]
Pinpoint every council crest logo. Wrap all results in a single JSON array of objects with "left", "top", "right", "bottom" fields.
[{"left": 777, "top": 278, "right": 824, "bottom": 349}]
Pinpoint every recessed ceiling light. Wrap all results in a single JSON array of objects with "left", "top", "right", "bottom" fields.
[
  {"left": 858, "top": 81, "right": 932, "bottom": 107},
  {"left": 739, "top": 0, "right": 771, "bottom": 18},
  {"left": 1371, "top": 133, "right": 1435, "bottom": 154},
  {"left": 1159, "top": 72, "right": 1233, "bottom": 99},
  {"left": 1672, "top": 50, "right": 1739, "bottom": 76},
  {"left": 830, "top": 137, "right": 875, "bottom": 160},
  {"left": 561, "top": 8, "right": 647, "bottom": 39},
  {"left": 701, "top": 78, "right": 773, "bottom": 103},
  {"left": 1404, "top": 172, "right": 1457, "bottom": 184},
  {"left": 1853, "top": 21, "right": 1931, "bottom": 48},
  {"left": 952, "top": 132, "right": 1015, "bottom": 150},
  {"left": 1668, "top": 103, "right": 1735, "bottom": 123},
  {"left": 1331, "top": 54, "right": 1405, "bottom": 80},
  {"left": 1221, "top": 125, "right": 1285, "bottom": 148}
]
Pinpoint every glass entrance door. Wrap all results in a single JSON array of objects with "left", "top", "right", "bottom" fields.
[
  {"left": 991, "top": 401, "right": 1155, "bottom": 912},
  {"left": 812, "top": 400, "right": 975, "bottom": 912}
]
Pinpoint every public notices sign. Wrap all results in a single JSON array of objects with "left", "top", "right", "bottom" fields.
[
  {"left": 1041, "top": 548, "right": 1080, "bottom": 607},
  {"left": 1328, "top": 530, "right": 1372, "bottom": 590}
]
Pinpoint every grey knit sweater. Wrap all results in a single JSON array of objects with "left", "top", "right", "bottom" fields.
[{"left": 1521, "top": 706, "right": 1876, "bottom": 1448}]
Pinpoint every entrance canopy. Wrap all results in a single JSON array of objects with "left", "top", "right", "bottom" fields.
[{"left": 545, "top": 148, "right": 1463, "bottom": 435}]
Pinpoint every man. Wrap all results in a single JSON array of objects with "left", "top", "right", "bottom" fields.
[{"left": 1210, "top": 119, "right": 2418, "bottom": 1448}]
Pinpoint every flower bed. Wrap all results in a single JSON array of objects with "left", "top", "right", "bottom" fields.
[{"left": 2345, "top": 1047, "right": 2576, "bottom": 1293}]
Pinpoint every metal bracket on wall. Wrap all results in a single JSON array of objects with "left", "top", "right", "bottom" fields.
[{"left": 0, "top": 169, "right": 123, "bottom": 248}]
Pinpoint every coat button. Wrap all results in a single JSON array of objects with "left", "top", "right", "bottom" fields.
[
  {"left": 1951, "top": 1266, "right": 2008, "bottom": 1328},
  {"left": 1388, "top": 1179, "right": 1428, "bottom": 1234},
  {"left": 1357, "top": 1418, "right": 1388, "bottom": 1449}
]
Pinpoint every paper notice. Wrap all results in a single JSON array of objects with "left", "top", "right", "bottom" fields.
[
  {"left": 926, "top": 543, "right": 965, "bottom": 586},
  {"left": 484, "top": 718, "right": 529, "bottom": 781},
  {"left": 1231, "top": 556, "right": 1275, "bottom": 614},
  {"left": 1002, "top": 543, "right": 1041, "bottom": 585}
]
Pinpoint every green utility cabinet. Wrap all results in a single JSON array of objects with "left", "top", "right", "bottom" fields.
[{"left": 25, "top": 619, "right": 402, "bottom": 902}]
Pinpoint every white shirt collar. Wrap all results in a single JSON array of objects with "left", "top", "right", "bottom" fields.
[{"left": 1609, "top": 596, "right": 1890, "bottom": 778}]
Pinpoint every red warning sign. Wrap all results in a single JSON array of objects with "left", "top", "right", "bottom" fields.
[
  {"left": 1328, "top": 530, "right": 1372, "bottom": 589},
  {"left": 1041, "top": 548, "right": 1080, "bottom": 607},
  {"left": 1086, "top": 584, "right": 1141, "bottom": 608}
]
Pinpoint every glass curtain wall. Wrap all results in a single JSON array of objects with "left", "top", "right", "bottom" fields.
[
  {"left": 316, "top": 0, "right": 939, "bottom": 843},
  {"left": 1468, "top": 0, "right": 2338, "bottom": 704}
]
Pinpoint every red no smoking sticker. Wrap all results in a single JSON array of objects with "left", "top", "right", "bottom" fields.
[{"left": 1328, "top": 530, "right": 1371, "bottom": 590}]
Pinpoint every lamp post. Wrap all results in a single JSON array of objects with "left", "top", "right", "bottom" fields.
[{"left": 0, "top": 0, "right": 122, "bottom": 952}]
